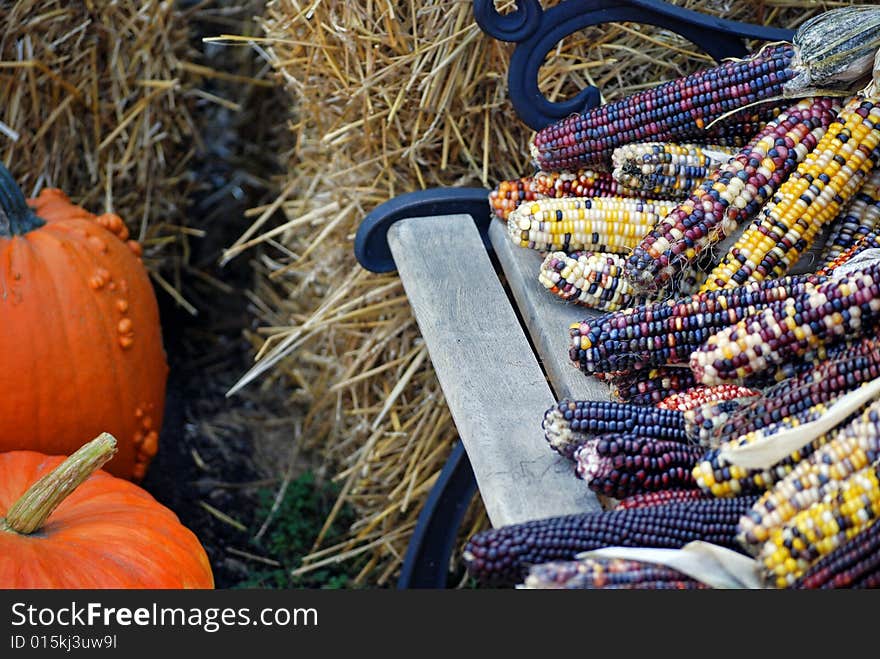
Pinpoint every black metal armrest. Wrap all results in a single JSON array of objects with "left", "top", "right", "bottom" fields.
[
  {"left": 354, "top": 187, "right": 491, "bottom": 273},
  {"left": 473, "top": 0, "right": 793, "bottom": 130}
]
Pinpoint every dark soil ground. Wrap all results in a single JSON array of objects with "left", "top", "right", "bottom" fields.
[{"left": 137, "top": 3, "right": 355, "bottom": 589}]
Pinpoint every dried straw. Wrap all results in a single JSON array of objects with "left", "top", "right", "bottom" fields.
[
  {"left": 0, "top": 1, "right": 198, "bottom": 290},
  {"left": 237, "top": 0, "right": 870, "bottom": 585}
]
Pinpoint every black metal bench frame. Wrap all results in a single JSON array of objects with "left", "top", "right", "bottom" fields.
[{"left": 353, "top": 0, "right": 794, "bottom": 589}]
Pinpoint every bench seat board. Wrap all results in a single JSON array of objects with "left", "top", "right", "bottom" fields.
[
  {"left": 387, "top": 214, "right": 602, "bottom": 528},
  {"left": 488, "top": 220, "right": 613, "bottom": 402}
]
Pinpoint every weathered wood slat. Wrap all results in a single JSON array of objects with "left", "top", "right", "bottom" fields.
[
  {"left": 388, "top": 214, "right": 601, "bottom": 527},
  {"left": 488, "top": 220, "right": 612, "bottom": 401}
]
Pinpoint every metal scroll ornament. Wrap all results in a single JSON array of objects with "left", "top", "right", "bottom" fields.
[{"left": 472, "top": 0, "right": 793, "bottom": 131}]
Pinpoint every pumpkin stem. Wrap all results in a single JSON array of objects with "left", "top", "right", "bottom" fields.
[
  {"left": 1, "top": 433, "right": 117, "bottom": 535},
  {"left": 0, "top": 162, "right": 45, "bottom": 237}
]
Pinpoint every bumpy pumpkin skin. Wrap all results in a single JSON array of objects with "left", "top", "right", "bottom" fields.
[
  {"left": 0, "top": 450, "right": 213, "bottom": 588},
  {"left": 0, "top": 189, "right": 168, "bottom": 481}
]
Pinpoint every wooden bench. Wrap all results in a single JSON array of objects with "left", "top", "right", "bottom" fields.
[
  {"left": 390, "top": 213, "right": 609, "bottom": 526},
  {"left": 354, "top": 0, "right": 793, "bottom": 588}
]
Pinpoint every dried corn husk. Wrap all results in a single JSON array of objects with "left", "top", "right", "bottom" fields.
[
  {"left": 578, "top": 542, "right": 764, "bottom": 589},
  {"left": 720, "top": 376, "right": 880, "bottom": 471},
  {"left": 785, "top": 6, "right": 880, "bottom": 95}
]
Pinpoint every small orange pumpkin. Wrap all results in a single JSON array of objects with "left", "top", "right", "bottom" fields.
[
  {"left": 0, "top": 164, "right": 168, "bottom": 480},
  {"left": 0, "top": 434, "right": 214, "bottom": 589}
]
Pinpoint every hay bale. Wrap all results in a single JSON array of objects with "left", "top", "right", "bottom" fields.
[
  {"left": 241, "top": 0, "right": 870, "bottom": 585},
  {"left": 0, "top": 1, "right": 197, "bottom": 283}
]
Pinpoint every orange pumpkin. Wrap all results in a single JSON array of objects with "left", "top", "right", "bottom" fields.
[
  {"left": 0, "top": 434, "right": 213, "bottom": 589},
  {"left": 0, "top": 164, "right": 168, "bottom": 480}
]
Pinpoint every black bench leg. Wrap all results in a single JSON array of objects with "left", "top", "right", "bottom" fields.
[{"left": 396, "top": 441, "right": 478, "bottom": 589}]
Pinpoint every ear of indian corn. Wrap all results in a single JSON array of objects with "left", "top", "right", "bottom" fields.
[
  {"left": 690, "top": 262, "right": 880, "bottom": 385},
  {"left": 758, "top": 461, "right": 880, "bottom": 588},
  {"left": 819, "top": 166, "right": 880, "bottom": 261},
  {"left": 533, "top": 8, "right": 880, "bottom": 172},
  {"left": 612, "top": 142, "right": 734, "bottom": 197},
  {"left": 569, "top": 272, "right": 824, "bottom": 378},
  {"left": 522, "top": 557, "right": 708, "bottom": 589},
  {"left": 539, "top": 251, "right": 646, "bottom": 312},
  {"left": 614, "top": 489, "right": 708, "bottom": 510},
  {"left": 761, "top": 340, "right": 860, "bottom": 381},
  {"left": 686, "top": 336, "right": 880, "bottom": 446},
  {"left": 685, "top": 398, "right": 757, "bottom": 448},
  {"left": 489, "top": 176, "right": 544, "bottom": 221},
  {"left": 818, "top": 228, "right": 880, "bottom": 274},
  {"left": 693, "top": 402, "right": 838, "bottom": 497},
  {"left": 542, "top": 400, "right": 687, "bottom": 459},
  {"left": 738, "top": 397, "right": 880, "bottom": 550},
  {"left": 684, "top": 340, "right": 867, "bottom": 446},
  {"left": 574, "top": 435, "right": 703, "bottom": 499},
  {"left": 462, "top": 496, "right": 758, "bottom": 586},
  {"left": 625, "top": 98, "right": 840, "bottom": 294},
  {"left": 539, "top": 251, "right": 707, "bottom": 312},
  {"left": 507, "top": 196, "right": 675, "bottom": 253},
  {"left": 609, "top": 367, "right": 699, "bottom": 406},
  {"left": 785, "top": 7, "right": 880, "bottom": 97},
  {"left": 792, "top": 520, "right": 880, "bottom": 589},
  {"left": 656, "top": 384, "right": 761, "bottom": 412},
  {"left": 489, "top": 169, "right": 629, "bottom": 221},
  {"left": 702, "top": 98, "right": 880, "bottom": 291},
  {"left": 531, "top": 44, "right": 796, "bottom": 171},
  {"left": 532, "top": 169, "right": 630, "bottom": 199}
]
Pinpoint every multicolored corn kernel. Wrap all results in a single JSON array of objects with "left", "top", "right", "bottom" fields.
[
  {"left": 688, "top": 336, "right": 880, "bottom": 447},
  {"left": 625, "top": 98, "right": 839, "bottom": 294},
  {"left": 792, "top": 520, "right": 880, "bottom": 589},
  {"left": 656, "top": 384, "right": 760, "bottom": 412},
  {"left": 818, "top": 229, "right": 880, "bottom": 275},
  {"left": 507, "top": 196, "right": 675, "bottom": 253},
  {"left": 532, "top": 169, "right": 630, "bottom": 199},
  {"left": 569, "top": 272, "right": 824, "bottom": 378},
  {"left": 612, "top": 142, "right": 734, "bottom": 197},
  {"left": 759, "top": 462, "right": 880, "bottom": 588},
  {"left": 820, "top": 167, "right": 880, "bottom": 261},
  {"left": 684, "top": 342, "right": 871, "bottom": 447},
  {"left": 693, "top": 402, "right": 839, "bottom": 498},
  {"left": 739, "top": 397, "right": 880, "bottom": 549},
  {"left": 614, "top": 488, "right": 708, "bottom": 510},
  {"left": 542, "top": 400, "right": 688, "bottom": 459},
  {"left": 522, "top": 557, "right": 708, "bottom": 590},
  {"left": 530, "top": 44, "right": 795, "bottom": 171},
  {"left": 702, "top": 98, "right": 880, "bottom": 291},
  {"left": 760, "top": 340, "right": 860, "bottom": 383},
  {"left": 539, "top": 251, "right": 707, "bottom": 311},
  {"left": 489, "top": 176, "right": 544, "bottom": 221},
  {"left": 462, "top": 496, "right": 758, "bottom": 586},
  {"left": 698, "top": 396, "right": 851, "bottom": 495},
  {"left": 685, "top": 399, "right": 756, "bottom": 448},
  {"left": 609, "top": 367, "right": 699, "bottom": 406},
  {"left": 489, "top": 169, "right": 631, "bottom": 221},
  {"left": 539, "top": 251, "right": 646, "bottom": 312},
  {"left": 574, "top": 435, "right": 703, "bottom": 499},
  {"left": 690, "top": 262, "right": 880, "bottom": 385}
]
